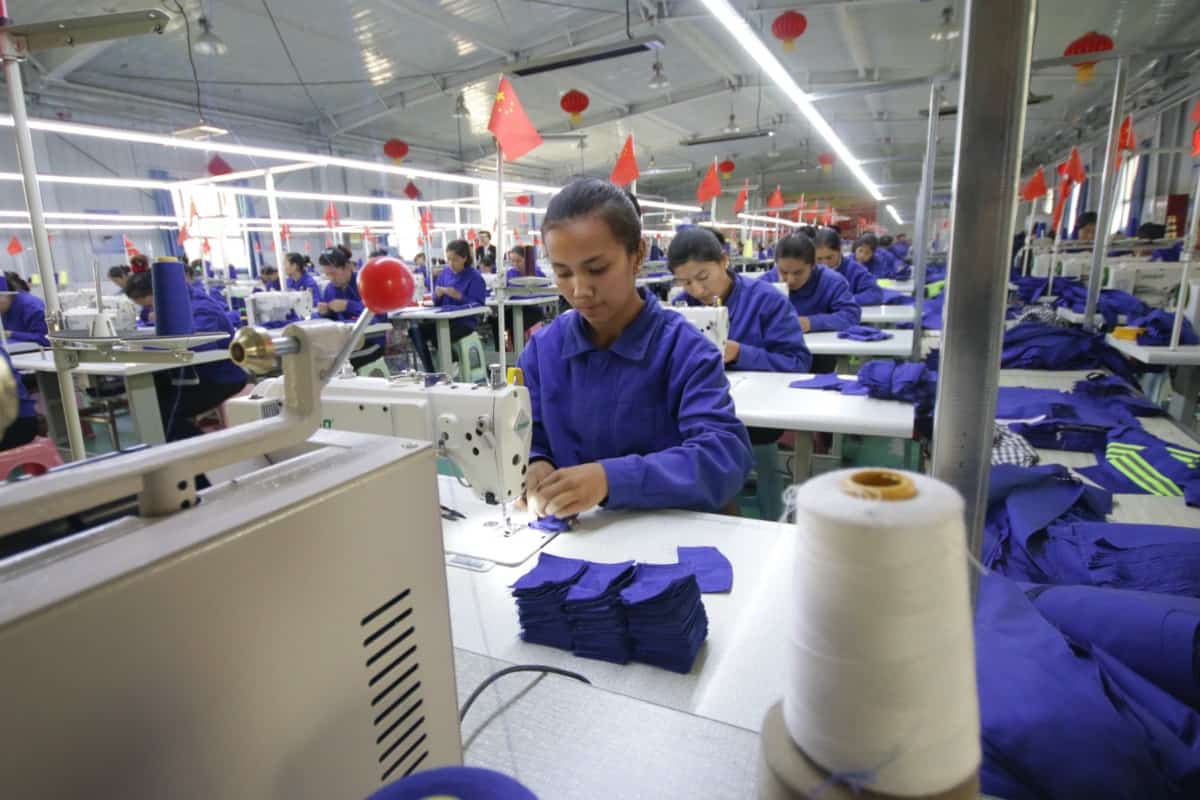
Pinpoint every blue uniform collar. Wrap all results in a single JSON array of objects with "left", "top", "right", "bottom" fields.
[
  {"left": 561, "top": 287, "right": 661, "bottom": 360},
  {"left": 795, "top": 264, "right": 825, "bottom": 298}
]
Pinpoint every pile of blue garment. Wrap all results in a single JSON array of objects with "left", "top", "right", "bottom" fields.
[
  {"left": 1077, "top": 425, "right": 1200, "bottom": 507},
  {"left": 790, "top": 360, "right": 938, "bottom": 415},
  {"left": 1001, "top": 321, "right": 1138, "bottom": 381},
  {"left": 1056, "top": 283, "right": 1148, "bottom": 328},
  {"left": 995, "top": 374, "right": 1163, "bottom": 452},
  {"left": 921, "top": 291, "right": 945, "bottom": 330},
  {"left": 837, "top": 325, "right": 891, "bottom": 342},
  {"left": 976, "top": 574, "right": 1200, "bottom": 799},
  {"left": 510, "top": 547, "right": 731, "bottom": 673},
  {"left": 1130, "top": 309, "right": 1200, "bottom": 346}
]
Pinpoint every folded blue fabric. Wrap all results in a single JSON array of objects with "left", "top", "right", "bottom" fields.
[
  {"left": 1002, "top": 321, "right": 1138, "bottom": 381},
  {"left": 1057, "top": 521, "right": 1200, "bottom": 597},
  {"left": 854, "top": 360, "right": 938, "bottom": 414},
  {"left": 511, "top": 553, "right": 588, "bottom": 649},
  {"left": 530, "top": 515, "right": 572, "bottom": 532},
  {"left": 788, "top": 374, "right": 850, "bottom": 391},
  {"left": 1028, "top": 583, "right": 1200, "bottom": 709},
  {"left": 1131, "top": 309, "right": 1200, "bottom": 346},
  {"left": 977, "top": 574, "right": 1200, "bottom": 799},
  {"left": 837, "top": 325, "right": 892, "bottom": 342},
  {"left": 677, "top": 546, "right": 733, "bottom": 593},
  {"left": 622, "top": 568, "right": 708, "bottom": 673},
  {"left": 879, "top": 288, "right": 915, "bottom": 306},
  {"left": 511, "top": 552, "right": 588, "bottom": 591}
]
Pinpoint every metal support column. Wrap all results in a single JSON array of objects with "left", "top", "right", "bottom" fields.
[
  {"left": 496, "top": 147, "right": 508, "bottom": 373},
  {"left": 266, "top": 172, "right": 284, "bottom": 263},
  {"left": 931, "top": 0, "right": 1037, "bottom": 589},
  {"left": 909, "top": 80, "right": 940, "bottom": 361},
  {"left": 1082, "top": 57, "right": 1128, "bottom": 332}
]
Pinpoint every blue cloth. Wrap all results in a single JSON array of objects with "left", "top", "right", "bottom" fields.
[
  {"left": 0, "top": 348, "right": 34, "bottom": 420},
  {"left": 1001, "top": 322, "right": 1137, "bottom": 381},
  {"left": 434, "top": 265, "right": 487, "bottom": 331},
  {"left": 1152, "top": 242, "right": 1184, "bottom": 262},
  {"left": 676, "top": 546, "right": 733, "bottom": 593},
  {"left": 511, "top": 552, "right": 589, "bottom": 649},
  {"left": 920, "top": 291, "right": 946, "bottom": 330},
  {"left": 620, "top": 567, "right": 708, "bottom": 673},
  {"left": 320, "top": 274, "right": 366, "bottom": 321},
  {"left": 850, "top": 360, "right": 937, "bottom": 414},
  {"left": 517, "top": 289, "right": 752, "bottom": 514},
  {"left": 761, "top": 264, "right": 861, "bottom": 332},
  {"left": 976, "top": 573, "right": 1200, "bottom": 799},
  {"left": 837, "top": 325, "right": 891, "bottom": 342},
  {"left": 857, "top": 252, "right": 902, "bottom": 280},
  {"left": 1131, "top": 310, "right": 1200, "bottom": 346},
  {"left": 1, "top": 291, "right": 48, "bottom": 346},
  {"left": 789, "top": 373, "right": 849, "bottom": 391},
  {"left": 564, "top": 560, "right": 637, "bottom": 663},
  {"left": 530, "top": 514, "right": 572, "bottom": 532},
  {"left": 506, "top": 265, "right": 547, "bottom": 280},
  {"left": 995, "top": 381, "right": 1150, "bottom": 453},
  {"left": 367, "top": 767, "right": 536, "bottom": 800},
  {"left": 189, "top": 295, "right": 250, "bottom": 385},
  {"left": 1047, "top": 521, "right": 1200, "bottom": 598},
  {"left": 1076, "top": 426, "right": 1200, "bottom": 508},
  {"left": 683, "top": 272, "right": 811, "bottom": 372},
  {"left": 828, "top": 256, "right": 881, "bottom": 305},
  {"left": 890, "top": 241, "right": 910, "bottom": 260},
  {"left": 1056, "top": 282, "right": 1148, "bottom": 328},
  {"left": 1029, "top": 583, "right": 1200, "bottom": 709},
  {"left": 285, "top": 272, "right": 321, "bottom": 305}
]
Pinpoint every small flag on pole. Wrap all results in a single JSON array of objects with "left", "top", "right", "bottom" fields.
[
  {"left": 488, "top": 76, "right": 543, "bottom": 162},
  {"left": 6, "top": 236, "right": 22, "bottom": 256},
  {"left": 696, "top": 161, "right": 721, "bottom": 204},
  {"left": 609, "top": 135, "right": 640, "bottom": 186}
]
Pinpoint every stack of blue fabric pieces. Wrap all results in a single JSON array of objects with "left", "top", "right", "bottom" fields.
[
  {"left": 510, "top": 547, "right": 731, "bottom": 673},
  {"left": 1009, "top": 277, "right": 1149, "bottom": 329},
  {"left": 837, "top": 325, "right": 891, "bottom": 341},
  {"left": 1130, "top": 309, "right": 1200, "bottom": 346},
  {"left": 1001, "top": 321, "right": 1137, "bottom": 381}
]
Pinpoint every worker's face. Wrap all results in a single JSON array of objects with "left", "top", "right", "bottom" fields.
[
  {"left": 331, "top": 265, "right": 353, "bottom": 288},
  {"left": 321, "top": 263, "right": 336, "bottom": 281},
  {"left": 510, "top": 250, "right": 525, "bottom": 269},
  {"left": 110, "top": 274, "right": 127, "bottom": 289},
  {"left": 479, "top": 232, "right": 491, "bottom": 246},
  {"left": 547, "top": 216, "right": 644, "bottom": 328},
  {"left": 285, "top": 260, "right": 302, "bottom": 278},
  {"left": 854, "top": 245, "right": 874, "bottom": 264},
  {"left": 414, "top": 254, "right": 426, "bottom": 266},
  {"left": 447, "top": 250, "right": 468, "bottom": 272},
  {"left": 815, "top": 245, "right": 842, "bottom": 269},
  {"left": 1078, "top": 223, "right": 1096, "bottom": 242},
  {"left": 262, "top": 273, "right": 277, "bottom": 286},
  {"left": 672, "top": 259, "right": 730, "bottom": 305},
  {"left": 775, "top": 257, "right": 813, "bottom": 292}
]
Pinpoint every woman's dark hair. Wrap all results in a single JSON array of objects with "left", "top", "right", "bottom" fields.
[
  {"left": 667, "top": 228, "right": 727, "bottom": 272},
  {"left": 813, "top": 228, "right": 841, "bottom": 252},
  {"left": 123, "top": 271, "right": 154, "bottom": 300},
  {"left": 446, "top": 239, "right": 474, "bottom": 265},
  {"left": 3, "top": 271, "right": 29, "bottom": 292},
  {"left": 261, "top": 265, "right": 279, "bottom": 277},
  {"left": 480, "top": 255, "right": 496, "bottom": 270},
  {"left": 107, "top": 264, "right": 131, "bottom": 280},
  {"left": 709, "top": 227, "right": 727, "bottom": 247},
  {"left": 285, "top": 251, "right": 306, "bottom": 269},
  {"left": 878, "top": 234, "right": 894, "bottom": 247},
  {"left": 1136, "top": 221, "right": 1167, "bottom": 240},
  {"left": 542, "top": 177, "right": 642, "bottom": 254},
  {"left": 335, "top": 244, "right": 353, "bottom": 260},
  {"left": 509, "top": 244, "right": 526, "bottom": 258},
  {"left": 799, "top": 225, "right": 818, "bottom": 239},
  {"left": 776, "top": 233, "right": 816, "bottom": 265},
  {"left": 854, "top": 233, "right": 878, "bottom": 252},
  {"left": 1075, "top": 211, "right": 1098, "bottom": 230},
  {"left": 318, "top": 247, "right": 350, "bottom": 268},
  {"left": 369, "top": 248, "right": 388, "bottom": 258}
]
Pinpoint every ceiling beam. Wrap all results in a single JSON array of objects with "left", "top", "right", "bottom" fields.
[
  {"left": 372, "top": 0, "right": 516, "bottom": 60},
  {"left": 41, "top": 42, "right": 118, "bottom": 82}
]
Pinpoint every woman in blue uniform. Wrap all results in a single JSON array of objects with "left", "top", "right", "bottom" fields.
[
  {"left": 284, "top": 252, "right": 321, "bottom": 305},
  {"left": 0, "top": 272, "right": 48, "bottom": 346},
  {"left": 317, "top": 246, "right": 386, "bottom": 370},
  {"left": 814, "top": 228, "right": 882, "bottom": 305},
  {"left": 493, "top": 245, "right": 547, "bottom": 348},
  {"left": 255, "top": 265, "right": 281, "bottom": 292},
  {"left": 668, "top": 226, "right": 808, "bottom": 519},
  {"left": 123, "top": 272, "right": 247, "bottom": 441},
  {"left": 411, "top": 240, "right": 486, "bottom": 373},
  {"left": 763, "top": 234, "right": 861, "bottom": 333},
  {"left": 516, "top": 178, "right": 752, "bottom": 518},
  {"left": 853, "top": 233, "right": 902, "bottom": 279}
]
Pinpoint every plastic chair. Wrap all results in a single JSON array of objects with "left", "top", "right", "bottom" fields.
[
  {"left": 0, "top": 437, "right": 63, "bottom": 480},
  {"left": 453, "top": 332, "right": 488, "bottom": 383}
]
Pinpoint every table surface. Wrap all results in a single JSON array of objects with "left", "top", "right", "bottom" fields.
[
  {"left": 859, "top": 305, "right": 917, "bottom": 324},
  {"left": 11, "top": 348, "right": 230, "bottom": 377},
  {"left": 439, "top": 475, "right": 792, "bottom": 735},
  {"left": 389, "top": 305, "right": 492, "bottom": 321},
  {"left": 1104, "top": 334, "right": 1200, "bottom": 365},
  {"left": 729, "top": 370, "right": 915, "bottom": 437},
  {"left": 803, "top": 329, "right": 914, "bottom": 357},
  {"left": 485, "top": 295, "right": 558, "bottom": 307},
  {"left": 2, "top": 341, "right": 41, "bottom": 354}
]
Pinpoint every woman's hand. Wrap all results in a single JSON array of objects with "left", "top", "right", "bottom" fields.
[
  {"left": 530, "top": 463, "right": 609, "bottom": 518},
  {"left": 516, "top": 460, "right": 555, "bottom": 514},
  {"left": 329, "top": 298, "right": 348, "bottom": 312},
  {"left": 723, "top": 340, "right": 740, "bottom": 364},
  {"left": 799, "top": 316, "right": 812, "bottom": 333},
  {"left": 444, "top": 286, "right": 463, "bottom": 301}
]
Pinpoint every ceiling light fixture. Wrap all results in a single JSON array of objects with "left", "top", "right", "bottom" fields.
[
  {"left": 510, "top": 35, "right": 664, "bottom": 78},
  {"left": 681, "top": 129, "right": 773, "bottom": 146},
  {"left": 172, "top": 121, "right": 229, "bottom": 141},
  {"left": 648, "top": 58, "right": 670, "bottom": 90},
  {"left": 192, "top": 17, "right": 228, "bottom": 57},
  {"left": 724, "top": 113, "right": 740, "bottom": 134},
  {"left": 738, "top": 212, "right": 802, "bottom": 228},
  {"left": 886, "top": 204, "right": 905, "bottom": 225},
  {"left": 697, "top": 0, "right": 885, "bottom": 201},
  {"left": 452, "top": 93, "right": 470, "bottom": 119},
  {"left": 930, "top": 7, "right": 961, "bottom": 41}
]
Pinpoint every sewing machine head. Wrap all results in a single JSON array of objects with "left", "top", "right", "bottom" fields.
[
  {"left": 246, "top": 290, "right": 314, "bottom": 327},
  {"left": 665, "top": 305, "right": 730, "bottom": 351}
]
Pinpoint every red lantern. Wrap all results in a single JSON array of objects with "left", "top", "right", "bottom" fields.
[
  {"left": 817, "top": 152, "right": 835, "bottom": 174},
  {"left": 383, "top": 138, "right": 409, "bottom": 164},
  {"left": 1063, "top": 32, "right": 1114, "bottom": 83},
  {"left": 718, "top": 159, "right": 736, "bottom": 181},
  {"left": 560, "top": 89, "right": 589, "bottom": 126},
  {"left": 514, "top": 195, "right": 531, "bottom": 206},
  {"left": 771, "top": 11, "right": 808, "bottom": 51}
]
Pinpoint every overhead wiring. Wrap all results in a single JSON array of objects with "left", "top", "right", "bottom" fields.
[
  {"left": 260, "top": 0, "right": 326, "bottom": 120},
  {"left": 171, "top": 0, "right": 206, "bottom": 123}
]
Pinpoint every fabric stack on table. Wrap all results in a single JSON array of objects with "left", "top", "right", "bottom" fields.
[{"left": 511, "top": 547, "right": 731, "bottom": 674}]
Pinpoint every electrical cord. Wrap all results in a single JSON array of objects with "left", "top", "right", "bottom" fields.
[
  {"left": 260, "top": 0, "right": 325, "bottom": 120},
  {"left": 459, "top": 664, "right": 591, "bottom": 721},
  {"left": 171, "top": 1, "right": 205, "bottom": 123}
]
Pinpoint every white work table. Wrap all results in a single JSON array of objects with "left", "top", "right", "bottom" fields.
[
  {"left": 438, "top": 475, "right": 792, "bottom": 736},
  {"left": 485, "top": 295, "right": 558, "bottom": 358},
  {"left": 729, "top": 370, "right": 915, "bottom": 481},
  {"left": 12, "top": 348, "right": 233, "bottom": 447},
  {"left": 859, "top": 304, "right": 917, "bottom": 325},
  {"left": 389, "top": 305, "right": 491, "bottom": 375},
  {"left": 804, "top": 329, "right": 913, "bottom": 358}
]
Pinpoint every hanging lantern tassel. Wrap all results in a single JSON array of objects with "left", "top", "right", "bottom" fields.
[
  {"left": 771, "top": 10, "right": 808, "bottom": 52},
  {"left": 818, "top": 152, "right": 836, "bottom": 175}
]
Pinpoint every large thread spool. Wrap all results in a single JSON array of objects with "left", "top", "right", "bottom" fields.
[
  {"left": 151, "top": 258, "right": 194, "bottom": 336},
  {"left": 782, "top": 468, "right": 979, "bottom": 797}
]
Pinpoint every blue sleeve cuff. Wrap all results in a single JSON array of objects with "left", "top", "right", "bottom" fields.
[{"left": 599, "top": 455, "right": 643, "bottom": 508}]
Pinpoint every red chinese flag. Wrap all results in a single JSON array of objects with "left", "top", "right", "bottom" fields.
[
  {"left": 420, "top": 208, "right": 433, "bottom": 236},
  {"left": 766, "top": 185, "right": 785, "bottom": 216},
  {"left": 1020, "top": 167, "right": 1048, "bottom": 202},
  {"left": 188, "top": 198, "right": 200, "bottom": 225},
  {"left": 177, "top": 224, "right": 189, "bottom": 246},
  {"left": 207, "top": 155, "right": 234, "bottom": 177},
  {"left": 280, "top": 224, "right": 292, "bottom": 241},
  {"left": 733, "top": 181, "right": 748, "bottom": 215},
  {"left": 1193, "top": 126, "right": 1200, "bottom": 158},
  {"left": 123, "top": 235, "right": 140, "bottom": 258},
  {"left": 467, "top": 229, "right": 477, "bottom": 243},
  {"left": 1064, "top": 147, "right": 1087, "bottom": 185},
  {"left": 1117, "top": 116, "right": 1136, "bottom": 169},
  {"left": 1051, "top": 177, "right": 1071, "bottom": 236},
  {"left": 1191, "top": 100, "right": 1200, "bottom": 125},
  {"left": 609, "top": 135, "right": 640, "bottom": 186},
  {"left": 201, "top": 239, "right": 212, "bottom": 256},
  {"left": 488, "top": 76, "right": 543, "bottom": 162},
  {"left": 696, "top": 162, "right": 721, "bottom": 204},
  {"left": 324, "top": 202, "right": 340, "bottom": 229},
  {"left": 6, "top": 236, "right": 22, "bottom": 256}
]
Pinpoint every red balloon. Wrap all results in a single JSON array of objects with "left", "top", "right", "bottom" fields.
[{"left": 358, "top": 256, "right": 415, "bottom": 313}]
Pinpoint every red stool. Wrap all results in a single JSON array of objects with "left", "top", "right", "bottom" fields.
[{"left": 0, "top": 437, "right": 64, "bottom": 480}]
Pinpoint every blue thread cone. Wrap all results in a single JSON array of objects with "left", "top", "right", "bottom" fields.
[{"left": 152, "top": 259, "right": 194, "bottom": 335}]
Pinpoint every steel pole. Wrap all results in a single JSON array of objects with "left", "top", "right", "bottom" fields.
[
  {"left": 496, "top": 146, "right": 508, "bottom": 373},
  {"left": 1082, "top": 57, "right": 1128, "bottom": 332},
  {"left": 1, "top": 29, "right": 87, "bottom": 460},
  {"left": 266, "top": 172, "right": 285, "bottom": 265},
  {"left": 909, "top": 79, "right": 940, "bottom": 361},
  {"left": 931, "top": 0, "right": 1037, "bottom": 596},
  {"left": 1169, "top": 167, "right": 1200, "bottom": 349}
]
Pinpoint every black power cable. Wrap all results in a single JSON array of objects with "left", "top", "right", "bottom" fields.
[{"left": 459, "top": 664, "right": 591, "bottom": 722}]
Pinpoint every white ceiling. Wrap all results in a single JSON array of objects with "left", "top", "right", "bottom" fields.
[{"left": 9, "top": 0, "right": 1200, "bottom": 215}]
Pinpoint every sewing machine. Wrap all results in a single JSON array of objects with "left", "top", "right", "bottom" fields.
[
  {"left": 61, "top": 295, "right": 141, "bottom": 336},
  {"left": 0, "top": 317, "right": 463, "bottom": 798},
  {"left": 665, "top": 304, "right": 730, "bottom": 351},
  {"left": 245, "top": 289, "right": 314, "bottom": 327}
]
